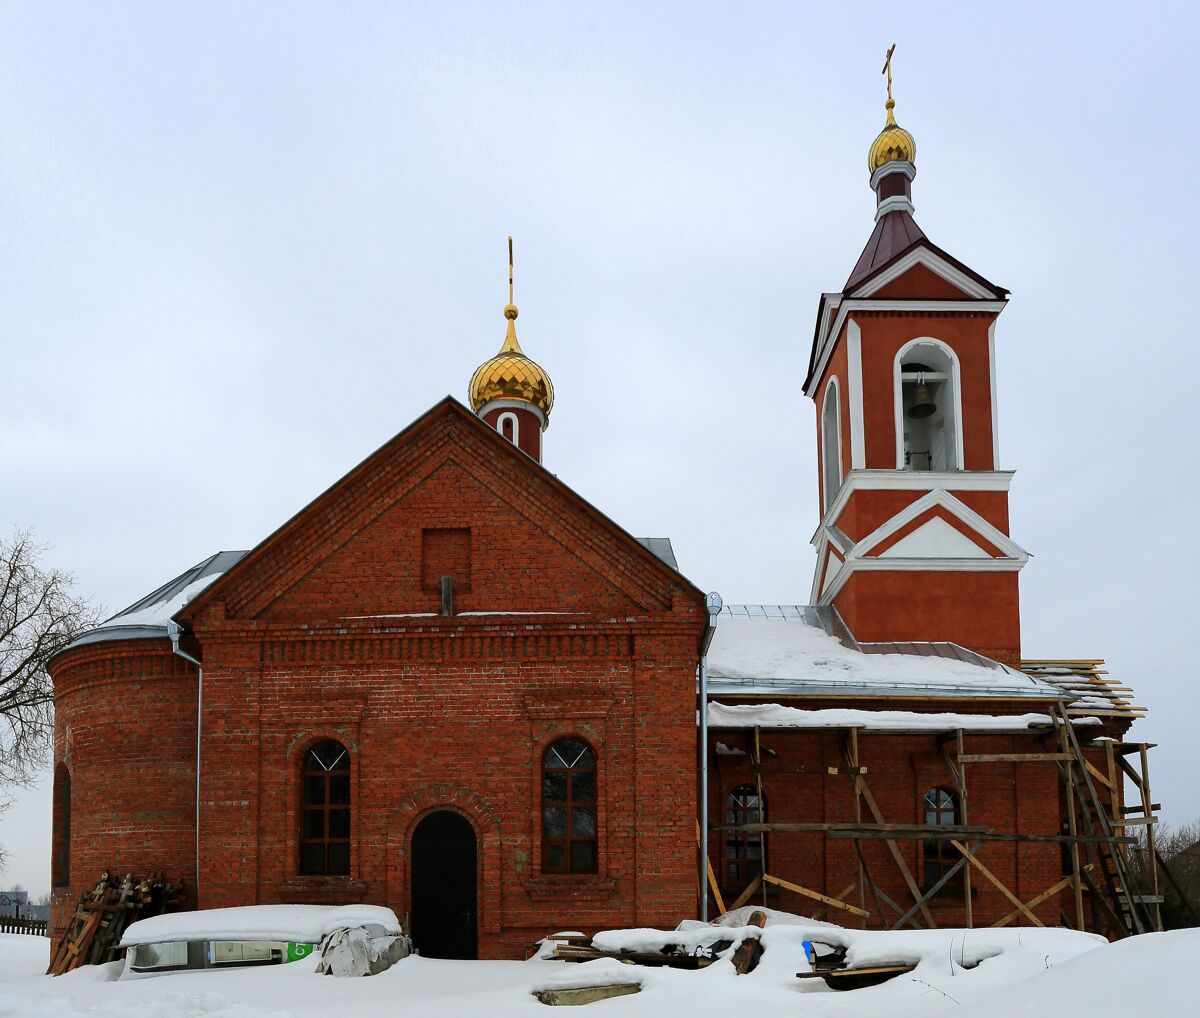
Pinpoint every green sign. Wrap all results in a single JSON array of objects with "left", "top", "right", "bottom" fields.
[{"left": 286, "top": 942, "right": 317, "bottom": 963}]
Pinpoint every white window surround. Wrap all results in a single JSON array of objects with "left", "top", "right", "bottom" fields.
[
  {"left": 893, "top": 338, "right": 965, "bottom": 472},
  {"left": 496, "top": 411, "right": 520, "bottom": 446},
  {"left": 821, "top": 377, "right": 843, "bottom": 512}
]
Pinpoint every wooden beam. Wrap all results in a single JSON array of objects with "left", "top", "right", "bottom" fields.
[
  {"left": 949, "top": 840, "right": 1045, "bottom": 927},
  {"left": 890, "top": 848, "right": 975, "bottom": 930},
  {"left": 1086, "top": 758, "right": 1116, "bottom": 792},
  {"left": 762, "top": 873, "right": 869, "bottom": 918},
  {"left": 957, "top": 728, "right": 973, "bottom": 930},
  {"left": 958, "top": 753, "right": 1074, "bottom": 763},
  {"left": 991, "top": 865, "right": 1095, "bottom": 928},
  {"left": 727, "top": 875, "right": 762, "bottom": 913},
  {"left": 718, "top": 822, "right": 988, "bottom": 835},
  {"left": 697, "top": 820, "right": 727, "bottom": 917},
  {"left": 811, "top": 882, "right": 858, "bottom": 924}
]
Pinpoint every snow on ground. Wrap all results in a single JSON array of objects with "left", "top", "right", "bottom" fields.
[{"left": 2, "top": 922, "right": 1197, "bottom": 1018}]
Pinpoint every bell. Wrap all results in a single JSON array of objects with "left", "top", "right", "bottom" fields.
[{"left": 907, "top": 381, "right": 936, "bottom": 419}]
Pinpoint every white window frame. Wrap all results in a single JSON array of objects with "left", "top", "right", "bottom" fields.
[
  {"left": 821, "top": 376, "right": 843, "bottom": 511},
  {"left": 893, "top": 338, "right": 965, "bottom": 471},
  {"left": 496, "top": 411, "right": 520, "bottom": 447}
]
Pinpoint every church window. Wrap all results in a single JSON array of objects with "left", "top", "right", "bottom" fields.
[
  {"left": 921, "top": 786, "right": 961, "bottom": 889},
  {"left": 821, "top": 377, "right": 843, "bottom": 512},
  {"left": 895, "top": 340, "right": 961, "bottom": 472},
  {"left": 300, "top": 740, "right": 351, "bottom": 876},
  {"left": 52, "top": 763, "right": 72, "bottom": 887},
  {"left": 497, "top": 411, "right": 520, "bottom": 446},
  {"left": 542, "top": 738, "right": 597, "bottom": 874},
  {"left": 724, "top": 785, "right": 765, "bottom": 891}
]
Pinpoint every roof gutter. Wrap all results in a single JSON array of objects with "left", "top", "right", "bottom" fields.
[
  {"left": 166, "top": 621, "right": 203, "bottom": 901},
  {"left": 698, "top": 591, "right": 722, "bottom": 922}
]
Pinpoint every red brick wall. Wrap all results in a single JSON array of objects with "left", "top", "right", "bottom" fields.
[
  {"left": 47, "top": 403, "right": 707, "bottom": 958},
  {"left": 835, "top": 569, "right": 1021, "bottom": 665},
  {"left": 47, "top": 639, "right": 201, "bottom": 938}
]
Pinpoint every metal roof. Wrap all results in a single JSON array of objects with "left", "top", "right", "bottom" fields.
[
  {"left": 634, "top": 537, "right": 678, "bottom": 571},
  {"left": 67, "top": 550, "right": 248, "bottom": 650}
]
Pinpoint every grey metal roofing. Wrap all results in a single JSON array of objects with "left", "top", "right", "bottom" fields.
[
  {"left": 634, "top": 537, "right": 678, "bottom": 571},
  {"left": 67, "top": 551, "right": 248, "bottom": 650}
]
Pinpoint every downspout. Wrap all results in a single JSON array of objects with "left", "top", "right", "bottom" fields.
[
  {"left": 167, "top": 621, "right": 202, "bottom": 900},
  {"left": 698, "top": 591, "right": 723, "bottom": 922}
]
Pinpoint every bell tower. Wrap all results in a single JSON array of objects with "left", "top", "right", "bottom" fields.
[
  {"left": 803, "top": 49, "right": 1028, "bottom": 666},
  {"left": 468, "top": 237, "right": 555, "bottom": 462}
]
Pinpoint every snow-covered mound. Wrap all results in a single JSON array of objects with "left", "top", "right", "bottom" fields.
[{"left": 120, "top": 904, "right": 401, "bottom": 946}]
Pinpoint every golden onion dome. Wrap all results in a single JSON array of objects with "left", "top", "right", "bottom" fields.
[
  {"left": 868, "top": 98, "right": 916, "bottom": 173},
  {"left": 468, "top": 311, "right": 555, "bottom": 420},
  {"left": 469, "top": 238, "right": 554, "bottom": 422}
]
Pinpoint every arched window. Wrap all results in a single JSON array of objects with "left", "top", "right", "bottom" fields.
[
  {"left": 542, "top": 738, "right": 597, "bottom": 874},
  {"left": 895, "top": 340, "right": 962, "bottom": 472},
  {"left": 497, "top": 411, "right": 520, "bottom": 447},
  {"left": 52, "top": 763, "right": 72, "bottom": 887},
  {"left": 300, "top": 740, "right": 350, "bottom": 875},
  {"left": 724, "top": 785, "right": 765, "bottom": 891},
  {"left": 821, "top": 377, "right": 843, "bottom": 512},
  {"left": 922, "top": 787, "right": 960, "bottom": 888}
]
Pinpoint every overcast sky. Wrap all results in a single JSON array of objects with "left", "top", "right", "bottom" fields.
[{"left": 2, "top": 1, "right": 1197, "bottom": 896}]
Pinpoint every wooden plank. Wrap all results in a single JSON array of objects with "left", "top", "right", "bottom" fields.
[
  {"left": 536, "top": 984, "right": 640, "bottom": 1006},
  {"left": 730, "top": 910, "right": 766, "bottom": 974},
  {"left": 991, "top": 866, "right": 1095, "bottom": 928},
  {"left": 1085, "top": 759, "right": 1116, "bottom": 791},
  {"left": 718, "top": 822, "right": 988, "bottom": 835},
  {"left": 811, "top": 882, "right": 858, "bottom": 924},
  {"left": 696, "top": 820, "right": 727, "bottom": 917},
  {"left": 949, "top": 840, "right": 1045, "bottom": 927},
  {"left": 891, "top": 850, "right": 973, "bottom": 930},
  {"left": 762, "top": 873, "right": 869, "bottom": 919},
  {"left": 1139, "top": 744, "right": 1163, "bottom": 932},
  {"left": 957, "top": 728, "right": 973, "bottom": 930},
  {"left": 958, "top": 753, "right": 1073, "bottom": 763},
  {"left": 727, "top": 875, "right": 762, "bottom": 913}
]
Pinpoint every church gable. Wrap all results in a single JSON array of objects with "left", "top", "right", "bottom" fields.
[{"left": 181, "top": 399, "right": 698, "bottom": 627}]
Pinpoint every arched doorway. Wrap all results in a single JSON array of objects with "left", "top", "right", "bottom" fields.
[{"left": 411, "top": 810, "right": 478, "bottom": 959}]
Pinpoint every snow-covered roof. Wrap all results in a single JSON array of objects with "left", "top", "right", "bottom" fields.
[
  {"left": 708, "top": 702, "right": 1099, "bottom": 732},
  {"left": 119, "top": 904, "right": 400, "bottom": 947},
  {"left": 707, "top": 605, "right": 1064, "bottom": 701},
  {"left": 67, "top": 550, "right": 248, "bottom": 650}
]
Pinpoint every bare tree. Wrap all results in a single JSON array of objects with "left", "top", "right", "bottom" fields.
[
  {"left": 0, "top": 530, "right": 100, "bottom": 868},
  {"left": 1128, "top": 818, "right": 1200, "bottom": 929}
]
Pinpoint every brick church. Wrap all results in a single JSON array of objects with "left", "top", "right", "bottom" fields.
[{"left": 48, "top": 65, "right": 1155, "bottom": 957}]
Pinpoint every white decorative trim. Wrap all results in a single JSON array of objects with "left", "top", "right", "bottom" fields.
[
  {"left": 846, "top": 321, "right": 865, "bottom": 469},
  {"left": 875, "top": 195, "right": 915, "bottom": 220},
  {"left": 892, "top": 338, "right": 965, "bottom": 471},
  {"left": 988, "top": 318, "right": 1000, "bottom": 468},
  {"left": 496, "top": 411, "right": 520, "bottom": 446},
  {"left": 804, "top": 299, "right": 1007, "bottom": 399},
  {"left": 817, "top": 554, "right": 1024, "bottom": 605},
  {"left": 877, "top": 516, "right": 992, "bottom": 559},
  {"left": 809, "top": 532, "right": 829, "bottom": 604},
  {"left": 477, "top": 399, "right": 547, "bottom": 430},
  {"left": 852, "top": 489, "right": 1029, "bottom": 562},
  {"left": 854, "top": 247, "right": 998, "bottom": 301},
  {"left": 810, "top": 469, "right": 1015, "bottom": 546},
  {"left": 821, "top": 376, "right": 843, "bottom": 513},
  {"left": 869, "top": 161, "right": 916, "bottom": 190}
]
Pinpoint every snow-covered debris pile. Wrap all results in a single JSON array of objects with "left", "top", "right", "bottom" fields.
[
  {"left": 314, "top": 926, "right": 412, "bottom": 978},
  {"left": 120, "top": 904, "right": 401, "bottom": 947}
]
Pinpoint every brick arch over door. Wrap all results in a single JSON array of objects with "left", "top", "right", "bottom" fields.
[{"left": 387, "top": 784, "right": 502, "bottom": 934}]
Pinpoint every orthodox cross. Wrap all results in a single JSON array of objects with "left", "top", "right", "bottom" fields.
[
  {"left": 882, "top": 43, "right": 896, "bottom": 103},
  {"left": 508, "top": 235, "right": 515, "bottom": 306}
]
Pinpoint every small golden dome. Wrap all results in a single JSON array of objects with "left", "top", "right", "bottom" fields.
[
  {"left": 468, "top": 321, "right": 555, "bottom": 420},
  {"left": 868, "top": 99, "right": 916, "bottom": 173},
  {"left": 469, "top": 237, "right": 554, "bottom": 422}
]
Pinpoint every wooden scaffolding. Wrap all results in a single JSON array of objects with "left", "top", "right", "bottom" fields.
[{"left": 704, "top": 661, "right": 1192, "bottom": 937}]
